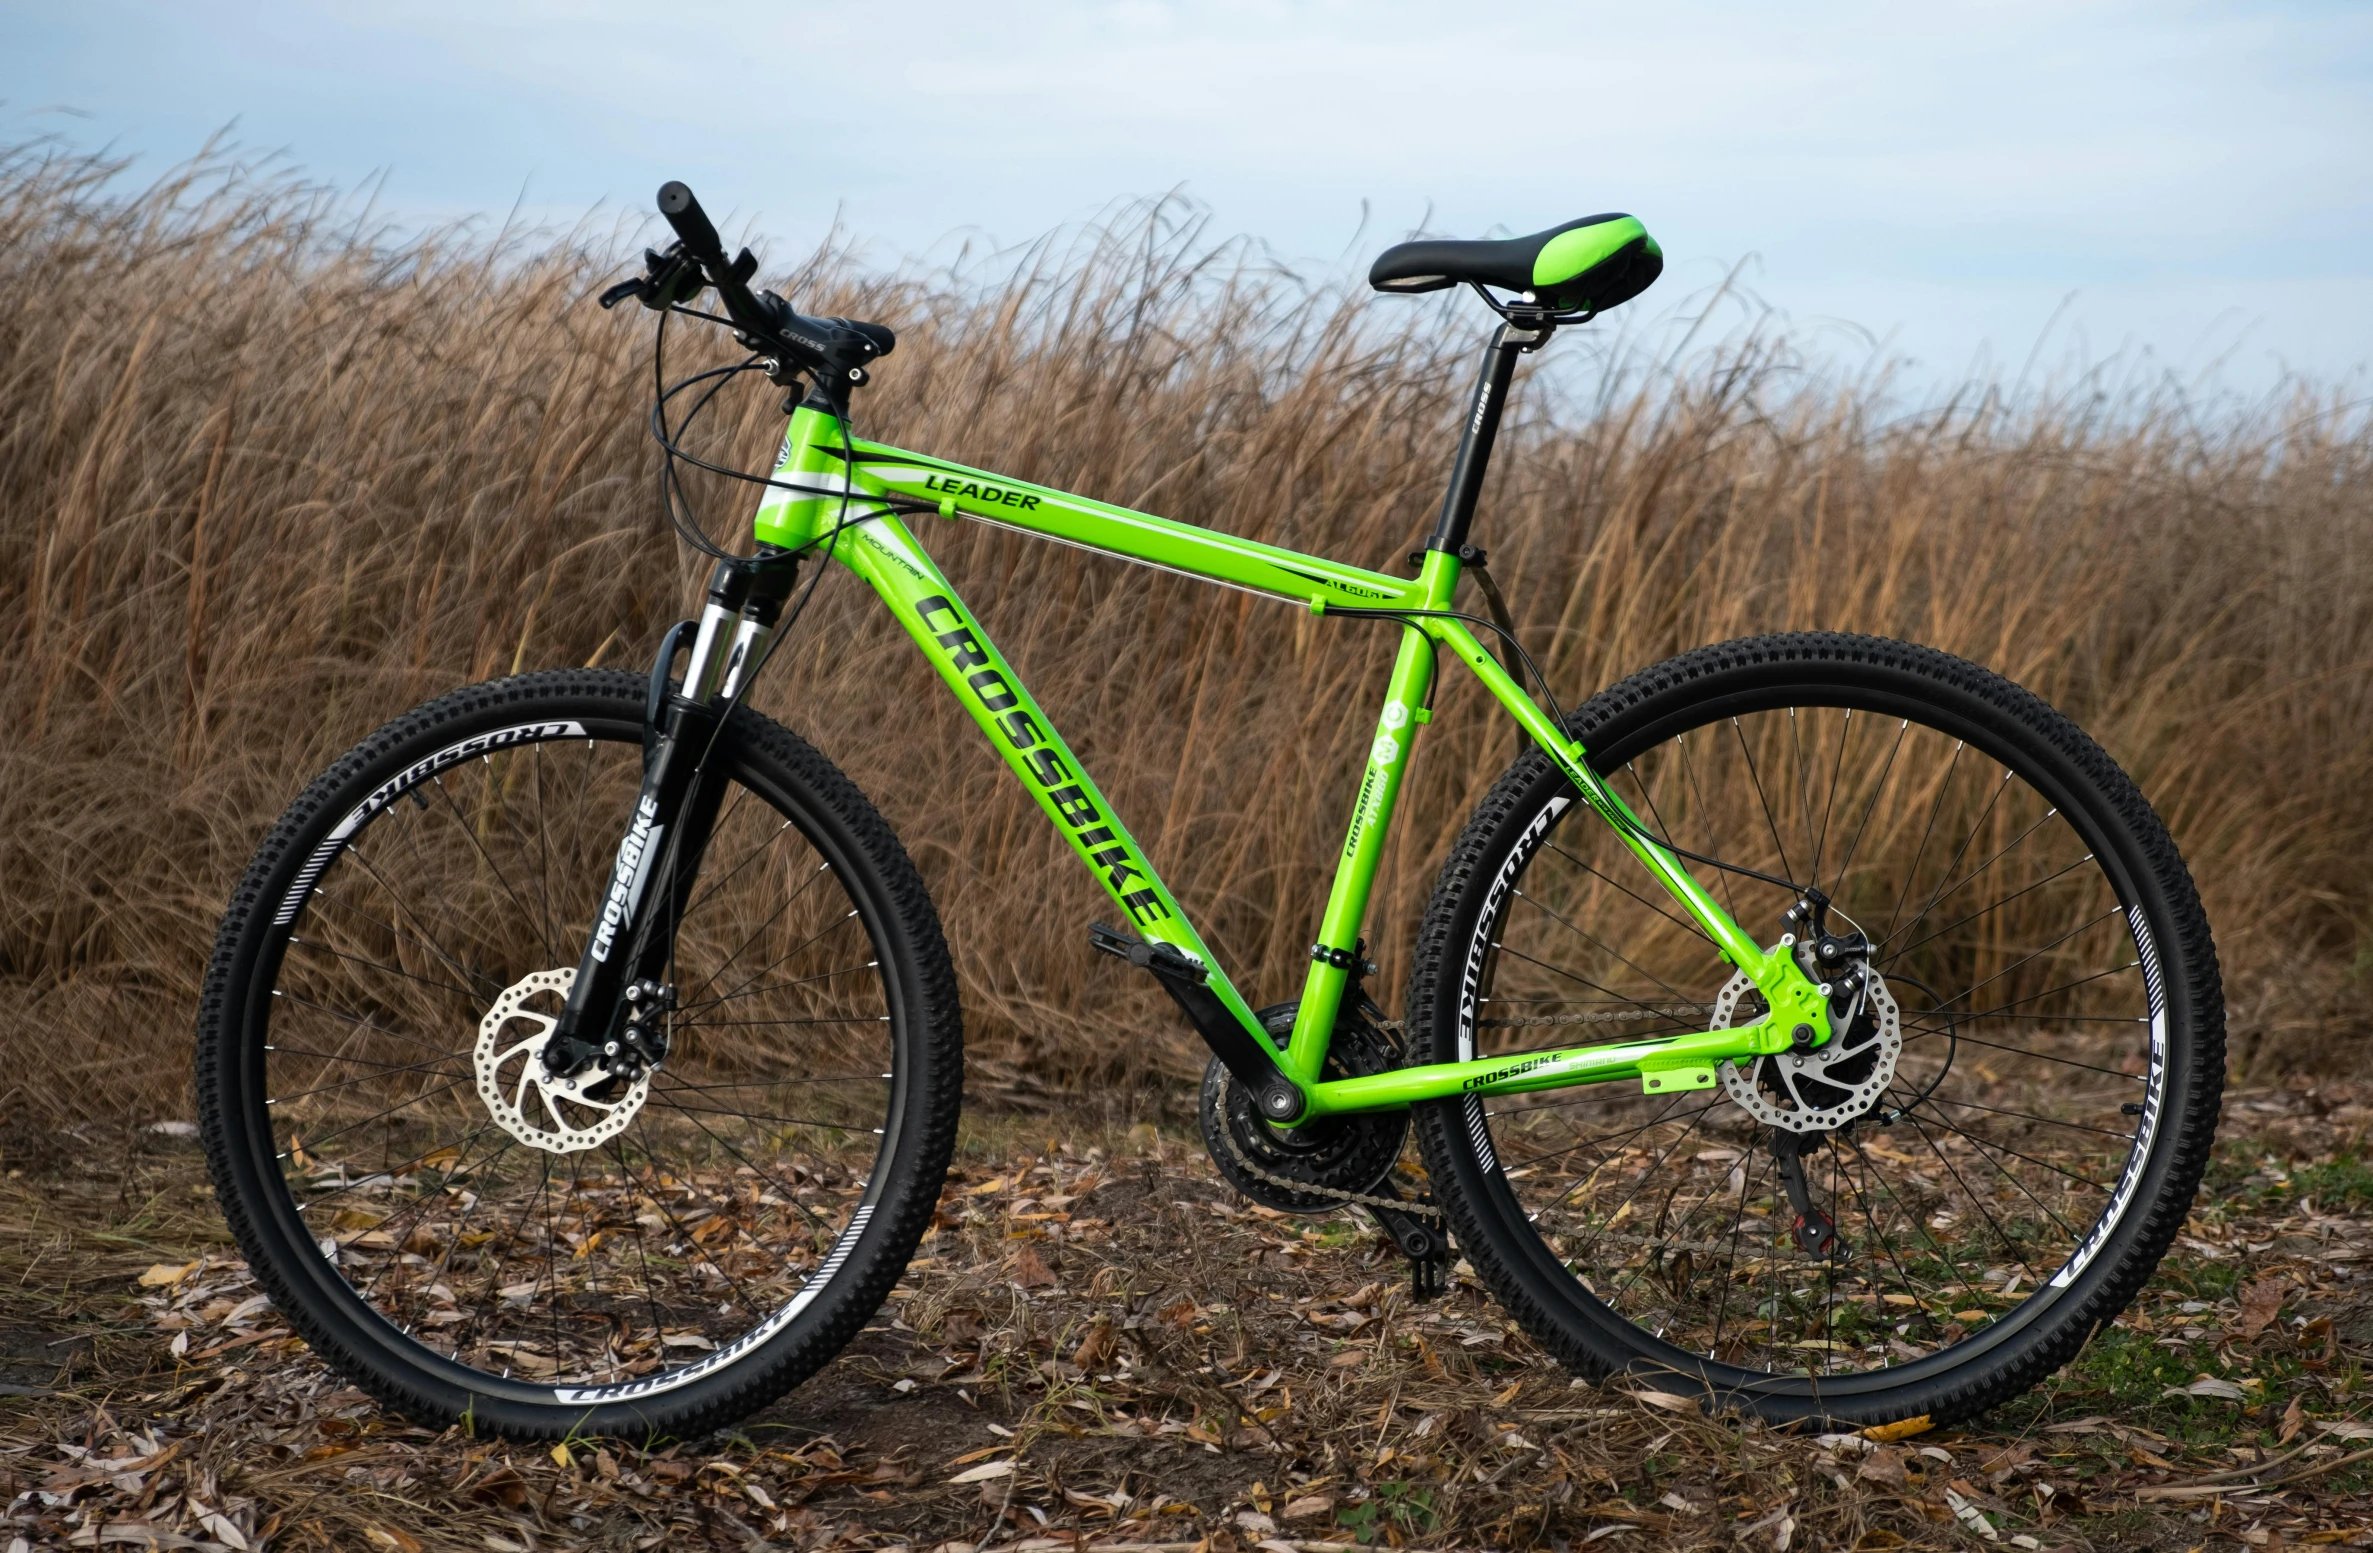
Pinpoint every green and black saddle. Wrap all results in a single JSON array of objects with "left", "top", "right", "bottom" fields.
[{"left": 1368, "top": 212, "right": 1662, "bottom": 315}]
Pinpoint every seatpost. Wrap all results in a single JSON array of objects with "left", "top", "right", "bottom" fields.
[{"left": 1425, "top": 312, "right": 1553, "bottom": 557}]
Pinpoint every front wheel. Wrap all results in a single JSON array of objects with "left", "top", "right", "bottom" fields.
[
  {"left": 1407, "top": 633, "right": 2222, "bottom": 1429},
  {"left": 196, "top": 670, "right": 963, "bottom": 1439}
]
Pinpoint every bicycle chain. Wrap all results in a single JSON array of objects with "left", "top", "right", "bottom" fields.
[{"left": 1210, "top": 1068, "right": 1444, "bottom": 1221}]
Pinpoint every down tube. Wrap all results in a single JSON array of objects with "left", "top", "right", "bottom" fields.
[{"left": 832, "top": 513, "right": 1278, "bottom": 1058}]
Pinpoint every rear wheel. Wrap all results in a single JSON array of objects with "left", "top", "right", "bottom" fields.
[
  {"left": 1408, "top": 633, "right": 2222, "bottom": 1428},
  {"left": 196, "top": 670, "right": 962, "bottom": 1439}
]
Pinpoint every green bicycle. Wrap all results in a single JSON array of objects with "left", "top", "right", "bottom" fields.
[{"left": 197, "top": 183, "right": 2223, "bottom": 1440}]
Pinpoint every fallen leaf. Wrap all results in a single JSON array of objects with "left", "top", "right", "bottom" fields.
[
  {"left": 1282, "top": 1493, "right": 1336, "bottom": 1520},
  {"left": 1071, "top": 1320, "right": 1115, "bottom": 1371},
  {"left": 1623, "top": 1389, "right": 1699, "bottom": 1414},
  {"left": 2163, "top": 1376, "right": 2249, "bottom": 1403},
  {"left": 1851, "top": 1532, "right": 1908, "bottom": 1551},
  {"left": 1860, "top": 1414, "right": 1933, "bottom": 1442},
  {"left": 138, "top": 1261, "right": 199, "bottom": 1287},
  {"left": 1856, "top": 1447, "right": 1908, "bottom": 1487},
  {"left": 949, "top": 1459, "right": 1015, "bottom": 1484},
  {"left": 2280, "top": 1393, "right": 2306, "bottom": 1444},
  {"left": 1013, "top": 1245, "right": 1059, "bottom": 1289},
  {"left": 2238, "top": 1275, "right": 2286, "bottom": 1339},
  {"left": 364, "top": 1528, "right": 425, "bottom": 1553}
]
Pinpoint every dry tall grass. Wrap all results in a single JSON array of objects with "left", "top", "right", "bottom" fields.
[{"left": 3, "top": 143, "right": 2367, "bottom": 1122}]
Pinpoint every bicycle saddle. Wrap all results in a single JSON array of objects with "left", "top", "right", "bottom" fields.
[{"left": 1368, "top": 213, "right": 1662, "bottom": 314}]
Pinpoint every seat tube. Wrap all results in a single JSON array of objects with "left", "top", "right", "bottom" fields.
[{"left": 1283, "top": 615, "right": 1439, "bottom": 1082}]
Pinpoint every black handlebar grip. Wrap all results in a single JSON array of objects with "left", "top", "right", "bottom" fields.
[{"left": 656, "top": 181, "right": 725, "bottom": 263}]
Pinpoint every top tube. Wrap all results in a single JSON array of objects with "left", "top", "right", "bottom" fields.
[{"left": 754, "top": 420, "right": 1434, "bottom": 615}]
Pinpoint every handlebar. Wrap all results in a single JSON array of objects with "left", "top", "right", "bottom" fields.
[
  {"left": 656, "top": 181, "right": 727, "bottom": 268},
  {"left": 639, "top": 180, "right": 894, "bottom": 395}
]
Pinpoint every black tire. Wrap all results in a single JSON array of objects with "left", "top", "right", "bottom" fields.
[
  {"left": 196, "top": 671, "right": 963, "bottom": 1440},
  {"left": 1407, "top": 633, "right": 2222, "bottom": 1429}
]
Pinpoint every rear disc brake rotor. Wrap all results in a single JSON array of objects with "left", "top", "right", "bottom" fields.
[{"left": 1711, "top": 966, "right": 1901, "bottom": 1133}]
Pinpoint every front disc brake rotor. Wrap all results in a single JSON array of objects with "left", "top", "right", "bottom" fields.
[
  {"left": 474, "top": 968, "right": 651, "bottom": 1154},
  {"left": 1711, "top": 966, "right": 1901, "bottom": 1133}
]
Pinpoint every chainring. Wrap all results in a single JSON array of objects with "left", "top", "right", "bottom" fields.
[
  {"left": 1199, "top": 1001, "right": 1408, "bottom": 1214},
  {"left": 1711, "top": 965, "right": 1901, "bottom": 1134}
]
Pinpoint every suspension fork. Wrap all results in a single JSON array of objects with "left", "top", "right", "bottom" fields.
[{"left": 546, "top": 552, "right": 797, "bottom": 1071}]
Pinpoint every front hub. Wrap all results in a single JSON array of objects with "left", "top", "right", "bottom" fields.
[{"left": 474, "top": 968, "right": 655, "bottom": 1154}]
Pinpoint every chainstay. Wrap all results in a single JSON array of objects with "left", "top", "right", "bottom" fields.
[{"left": 1218, "top": 1007, "right": 1716, "bottom": 1220}]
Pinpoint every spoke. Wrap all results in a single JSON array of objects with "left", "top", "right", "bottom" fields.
[
  {"left": 672, "top": 959, "right": 882, "bottom": 1015},
  {"left": 622, "top": 1112, "right": 771, "bottom": 1313},
  {"left": 342, "top": 849, "right": 507, "bottom": 996},
  {"left": 1899, "top": 1024, "right": 2141, "bottom": 1081},
  {"left": 272, "top": 991, "right": 460, "bottom": 1056},
  {"left": 1837, "top": 1136, "right": 1951, "bottom": 1348},
  {"left": 1894, "top": 1109, "right": 2061, "bottom": 1286},
  {"left": 649, "top": 1073, "right": 891, "bottom": 1094},
  {"left": 1567, "top": 1102, "right": 1720, "bottom": 1259},
  {"left": 279, "top": 1078, "right": 470, "bottom": 1162},
  {"left": 642, "top": 1090, "right": 887, "bottom": 1133},
  {"left": 291, "top": 1121, "right": 506, "bottom": 1213},
  {"left": 1811, "top": 707, "right": 1852, "bottom": 891},
  {"left": 1530, "top": 1092, "right": 1697, "bottom": 1215},
  {"left": 1489, "top": 942, "right": 1714, "bottom": 1032},
  {"left": 1511, "top": 888, "right": 1699, "bottom": 1006},
  {"left": 405, "top": 1135, "right": 523, "bottom": 1305},
  {"left": 672, "top": 1014, "right": 891, "bottom": 1031},
  {"left": 1894, "top": 1099, "right": 2110, "bottom": 1194},
  {"left": 1887, "top": 769, "right": 2012, "bottom": 952},
  {"left": 1881, "top": 740, "right": 1965, "bottom": 942},
  {"left": 432, "top": 770, "right": 555, "bottom": 965},
  {"left": 359, "top": 1121, "right": 514, "bottom": 1303},
  {"left": 269, "top": 1052, "right": 470, "bottom": 1106},
  {"left": 1881, "top": 852, "right": 2095, "bottom": 968},
  {"left": 1542, "top": 840, "right": 1719, "bottom": 949},
  {"left": 1706, "top": 1145, "right": 1775, "bottom": 1361},
  {"left": 1788, "top": 707, "right": 1820, "bottom": 889},
  {"left": 1601, "top": 1103, "right": 1723, "bottom": 1305},
  {"left": 644, "top": 1092, "right": 836, "bottom": 1240},
  {"left": 681, "top": 863, "right": 839, "bottom": 1009},
  {"left": 1496, "top": 1096, "right": 1719, "bottom": 1172},
  {"left": 680, "top": 805, "right": 791, "bottom": 922},
  {"left": 474, "top": 1151, "right": 557, "bottom": 1357},
  {"left": 608, "top": 1137, "right": 677, "bottom": 1353},
  {"left": 1829, "top": 718, "right": 1907, "bottom": 902},
  {"left": 1930, "top": 914, "right": 2129, "bottom": 1014},
  {"left": 531, "top": 743, "right": 560, "bottom": 969},
  {"left": 1674, "top": 731, "right": 1743, "bottom": 921},
  {"left": 1731, "top": 716, "right": 1797, "bottom": 885},
  {"left": 286, "top": 936, "right": 480, "bottom": 1002},
  {"left": 1842, "top": 1134, "right": 1992, "bottom": 1309},
  {"left": 1929, "top": 959, "right": 2143, "bottom": 1024},
  {"left": 1917, "top": 1093, "right": 2136, "bottom": 1141}
]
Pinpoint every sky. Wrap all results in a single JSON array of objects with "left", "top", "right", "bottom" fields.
[{"left": 5, "top": 0, "right": 2370, "bottom": 396}]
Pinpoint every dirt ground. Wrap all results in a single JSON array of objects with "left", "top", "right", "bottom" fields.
[{"left": 5, "top": 1077, "right": 2373, "bottom": 1552}]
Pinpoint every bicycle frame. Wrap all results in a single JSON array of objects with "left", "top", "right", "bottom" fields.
[{"left": 696, "top": 397, "right": 1835, "bottom": 1122}]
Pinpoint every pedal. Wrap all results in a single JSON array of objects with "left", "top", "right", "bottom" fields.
[
  {"left": 1089, "top": 921, "right": 1207, "bottom": 984},
  {"left": 1361, "top": 1178, "right": 1450, "bottom": 1302}
]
